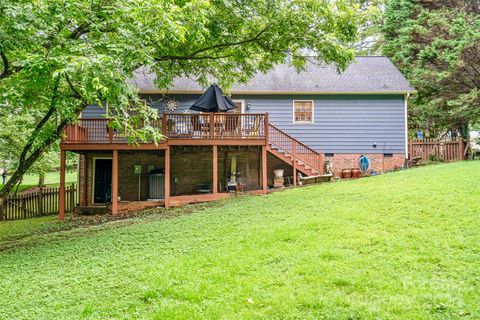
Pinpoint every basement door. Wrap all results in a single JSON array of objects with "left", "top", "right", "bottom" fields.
[{"left": 94, "top": 158, "right": 112, "bottom": 203}]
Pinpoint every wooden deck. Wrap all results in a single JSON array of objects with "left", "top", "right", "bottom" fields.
[
  {"left": 61, "top": 113, "right": 268, "bottom": 150},
  {"left": 57, "top": 112, "right": 326, "bottom": 219}
]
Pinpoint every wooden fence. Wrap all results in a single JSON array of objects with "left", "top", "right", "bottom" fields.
[
  {"left": 0, "top": 184, "right": 76, "bottom": 220},
  {"left": 409, "top": 138, "right": 464, "bottom": 163}
]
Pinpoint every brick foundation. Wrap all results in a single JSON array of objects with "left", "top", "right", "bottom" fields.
[
  {"left": 118, "top": 151, "right": 165, "bottom": 201},
  {"left": 81, "top": 147, "right": 264, "bottom": 205},
  {"left": 325, "top": 153, "right": 406, "bottom": 177},
  {"left": 79, "top": 150, "right": 407, "bottom": 208}
]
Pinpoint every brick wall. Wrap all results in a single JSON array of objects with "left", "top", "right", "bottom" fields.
[
  {"left": 171, "top": 147, "right": 213, "bottom": 195},
  {"left": 80, "top": 147, "right": 267, "bottom": 205},
  {"left": 325, "top": 153, "right": 406, "bottom": 177},
  {"left": 171, "top": 146, "right": 262, "bottom": 195},
  {"left": 77, "top": 154, "right": 87, "bottom": 206},
  {"left": 83, "top": 151, "right": 165, "bottom": 204},
  {"left": 79, "top": 150, "right": 406, "bottom": 207},
  {"left": 118, "top": 151, "right": 164, "bottom": 201},
  {"left": 217, "top": 147, "right": 261, "bottom": 191}
]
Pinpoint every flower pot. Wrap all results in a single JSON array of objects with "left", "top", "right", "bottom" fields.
[
  {"left": 273, "top": 169, "right": 284, "bottom": 178},
  {"left": 273, "top": 177, "right": 284, "bottom": 188},
  {"left": 351, "top": 168, "right": 361, "bottom": 179},
  {"left": 341, "top": 169, "right": 352, "bottom": 179}
]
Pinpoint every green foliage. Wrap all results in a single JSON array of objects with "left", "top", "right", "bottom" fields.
[
  {"left": 0, "top": 0, "right": 359, "bottom": 195},
  {"left": 0, "top": 162, "right": 479, "bottom": 318},
  {"left": 0, "top": 111, "right": 57, "bottom": 181},
  {"left": 353, "top": 0, "right": 386, "bottom": 55},
  {"left": 383, "top": 0, "right": 480, "bottom": 137}
]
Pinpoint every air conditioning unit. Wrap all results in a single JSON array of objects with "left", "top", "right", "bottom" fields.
[{"left": 148, "top": 171, "right": 165, "bottom": 199}]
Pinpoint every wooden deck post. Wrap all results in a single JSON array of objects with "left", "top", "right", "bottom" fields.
[
  {"left": 162, "top": 113, "right": 167, "bottom": 136},
  {"left": 108, "top": 126, "right": 114, "bottom": 143},
  {"left": 409, "top": 139, "right": 413, "bottom": 160},
  {"left": 70, "top": 184, "right": 75, "bottom": 212},
  {"left": 262, "top": 145, "right": 268, "bottom": 194},
  {"left": 458, "top": 137, "right": 465, "bottom": 160},
  {"left": 292, "top": 140, "right": 297, "bottom": 186},
  {"left": 165, "top": 146, "right": 171, "bottom": 208},
  {"left": 111, "top": 150, "right": 119, "bottom": 215},
  {"left": 59, "top": 150, "right": 66, "bottom": 221},
  {"left": 264, "top": 113, "right": 269, "bottom": 142},
  {"left": 210, "top": 113, "right": 215, "bottom": 138},
  {"left": 213, "top": 145, "right": 218, "bottom": 194}
]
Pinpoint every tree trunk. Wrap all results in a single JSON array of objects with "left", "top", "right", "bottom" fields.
[
  {"left": 461, "top": 123, "right": 470, "bottom": 159},
  {"left": 0, "top": 104, "right": 86, "bottom": 199},
  {"left": 38, "top": 172, "right": 45, "bottom": 187}
]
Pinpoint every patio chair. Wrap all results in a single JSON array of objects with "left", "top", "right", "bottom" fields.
[
  {"left": 224, "top": 114, "right": 240, "bottom": 138},
  {"left": 190, "top": 114, "right": 210, "bottom": 137},
  {"left": 242, "top": 115, "right": 262, "bottom": 138}
]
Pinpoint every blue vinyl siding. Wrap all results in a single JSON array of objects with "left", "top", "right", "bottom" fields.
[{"left": 82, "top": 94, "right": 406, "bottom": 154}]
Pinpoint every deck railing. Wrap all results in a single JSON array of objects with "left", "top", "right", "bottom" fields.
[
  {"left": 63, "top": 113, "right": 267, "bottom": 143},
  {"left": 269, "top": 124, "right": 323, "bottom": 173},
  {"left": 164, "top": 113, "right": 266, "bottom": 139}
]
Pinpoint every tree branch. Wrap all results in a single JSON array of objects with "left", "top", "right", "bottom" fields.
[
  {"left": 155, "top": 27, "right": 269, "bottom": 62},
  {"left": 65, "top": 74, "right": 86, "bottom": 102},
  {"left": 0, "top": 51, "right": 11, "bottom": 79},
  {"left": 68, "top": 23, "right": 90, "bottom": 40},
  {"left": 0, "top": 102, "right": 87, "bottom": 198},
  {"left": 18, "top": 78, "right": 60, "bottom": 165}
]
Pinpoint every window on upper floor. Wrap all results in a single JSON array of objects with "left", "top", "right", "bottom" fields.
[{"left": 293, "top": 100, "right": 314, "bottom": 124}]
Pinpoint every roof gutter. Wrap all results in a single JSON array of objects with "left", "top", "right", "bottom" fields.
[{"left": 139, "top": 89, "right": 418, "bottom": 95}]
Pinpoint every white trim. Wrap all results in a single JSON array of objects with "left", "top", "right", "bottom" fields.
[
  {"left": 139, "top": 89, "right": 417, "bottom": 95},
  {"left": 404, "top": 94, "right": 409, "bottom": 159},
  {"left": 292, "top": 100, "right": 315, "bottom": 124},
  {"left": 232, "top": 99, "right": 246, "bottom": 113},
  {"left": 92, "top": 156, "right": 113, "bottom": 205}
]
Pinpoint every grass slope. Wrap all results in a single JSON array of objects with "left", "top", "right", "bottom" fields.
[{"left": 0, "top": 162, "right": 479, "bottom": 319}]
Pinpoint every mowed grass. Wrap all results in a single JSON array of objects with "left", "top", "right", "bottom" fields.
[
  {"left": 0, "top": 171, "right": 77, "bottom": 192},
  {"left": 0, "top": 215, "right": 56, "bottom": 243},
  {"left": 0, "top": 162, "right": 479, "bottom": 319}
]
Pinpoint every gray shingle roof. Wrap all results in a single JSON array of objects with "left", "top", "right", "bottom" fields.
[{"left": 131, "top": 56, "right": 415, "bottom": 94}]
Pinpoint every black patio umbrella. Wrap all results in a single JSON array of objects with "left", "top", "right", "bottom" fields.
[{"left": 189, "top": 84, "right": 236, "bottom": 112}]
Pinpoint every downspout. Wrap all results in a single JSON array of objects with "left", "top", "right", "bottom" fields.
[{"left": 404, "top": 93, "right": 410, "bottom": 160}]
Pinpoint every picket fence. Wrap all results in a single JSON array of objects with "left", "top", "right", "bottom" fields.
[
  {"left": 0, "top": 184, "right": 76, "bottom": 220},
  {"left": 409, "top": 138, "right": 464, "bottom": 163}
]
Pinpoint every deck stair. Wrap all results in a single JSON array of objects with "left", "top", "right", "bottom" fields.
[{"left": 267, "top": 124, "right": 324, "bottom": 177}]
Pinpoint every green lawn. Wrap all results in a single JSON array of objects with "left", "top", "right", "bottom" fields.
[
  {"left": 0, "top": 215, "right": 57, "bottom": 243},
  {"left": 0, "top": 162, "right": 479, "bottom": 319},
  {"left": 1, "top": 171, "right": 77, "bottom": 192}
]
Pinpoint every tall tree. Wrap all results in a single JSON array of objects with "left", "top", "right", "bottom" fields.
[
  {"left": 354, "top": 0, "right": 385, "bottom": 55},
  {"left": 0, "top": 111, "right": 59, "bottom": 188},
  {"left": 383, "top": 0, "right": 480, "bottom": 142},
  {"left": 0, "top": 0, "right": 359, "bottom": 198}
]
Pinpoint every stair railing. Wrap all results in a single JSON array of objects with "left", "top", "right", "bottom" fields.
[{"left": 268, "top": 124, "right": 323, "bottom": 174}]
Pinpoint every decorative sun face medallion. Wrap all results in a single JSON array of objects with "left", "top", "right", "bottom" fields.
[{"left": 165, "top": 98, "right": 179, "bottom": 112}]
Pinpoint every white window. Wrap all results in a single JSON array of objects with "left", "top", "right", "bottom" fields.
[{"left": 293, "top": 100, "right": 314, "bottom": 124}]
